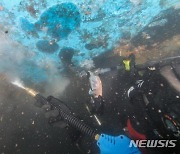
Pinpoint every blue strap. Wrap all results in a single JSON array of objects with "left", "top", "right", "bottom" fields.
[{"left": 97, "top": 134, "right": 141, "bottom": 154}]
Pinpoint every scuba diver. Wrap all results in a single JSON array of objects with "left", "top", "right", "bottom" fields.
[
  {"left": 32, "top": 53, "right": 179, "bottom": 153},
  {"left": 34, "top": 94, "right": 140, "bottom": 154},
  {"left": 80, "top": 55, "right": 134, "bottom": 117},
  {"left": 126, "top": 55, "right": 180, "bottom": 147}
]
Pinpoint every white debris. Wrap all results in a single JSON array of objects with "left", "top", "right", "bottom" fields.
[
  {"left": 32, "top": 121, "right": 35, "bottom": 125},
  {"left": 123, "top": 127, "right": 128, "bottom": 132},
  {"left": 148, "top": 67, "right": 156, "bottom": 70},
  {"left": 176, "top": 96, "right": 179, "bottom": 98},
  {"left": 160, "top": 83, "right": 164, "bottom": 87},
  {"left": 136, "top": 121, "right": 140, "bottom": 125},
  {"left": 142, "top": 32, "right": 151, "bottom": 39}
]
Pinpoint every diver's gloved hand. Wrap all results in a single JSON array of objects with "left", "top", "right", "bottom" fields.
[
  {"left": 97, "top": 134, "right": 140, "bottom": 154},
  {"left": 39, "top": 96, "right": 69, "bottom": 128},
  {"left": 89, "top": 96, "right": 104, "bottom": 115},
  {"left": 41, "top": 104, "right": 67, "bottom": 128}
]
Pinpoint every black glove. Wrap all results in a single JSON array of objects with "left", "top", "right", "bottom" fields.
[
  {"left": 89, "top": 96, "right": 104, "bottom": 115},
  {"left": 42, "top": 104, "right": 67, "bottom": 128},
  {"left": 35, "top": 95, "right": 69, "bottom": 128}
]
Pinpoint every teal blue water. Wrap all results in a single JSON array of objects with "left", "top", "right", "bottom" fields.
[{"left": 0, "top": 0, "right": 179, "bottom": 82}]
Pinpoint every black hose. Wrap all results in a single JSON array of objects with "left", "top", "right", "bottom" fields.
[
  {"left": 35, "top": 94, "right": 97, "bottom": 139},
  {"left": 60, "top": 110, "right": 97, "bottom": 138}
]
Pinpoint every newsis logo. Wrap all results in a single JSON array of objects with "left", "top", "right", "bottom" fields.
[{"left": 129, "top": 140, "right": 177, "bottom": 148}]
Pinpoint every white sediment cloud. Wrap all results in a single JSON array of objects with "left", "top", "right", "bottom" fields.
[{"left": 0, "top": 28, "right": 70, "bottom": 97}]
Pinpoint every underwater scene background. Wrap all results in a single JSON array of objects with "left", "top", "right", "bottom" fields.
[
  {"left": 0, "top": 0, "right": 180, "bottom": 154},
  {"left": 0, "top": 0, "right": 179, "bottom": 84}
]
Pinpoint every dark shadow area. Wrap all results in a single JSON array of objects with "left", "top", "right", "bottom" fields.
[{"left": 131, "top": 8, "right": 180, "bottom": 48}]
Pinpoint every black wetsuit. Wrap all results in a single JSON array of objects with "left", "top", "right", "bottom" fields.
[{"left": 128, "top": 62, "right": 180, "bottom": 139}]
